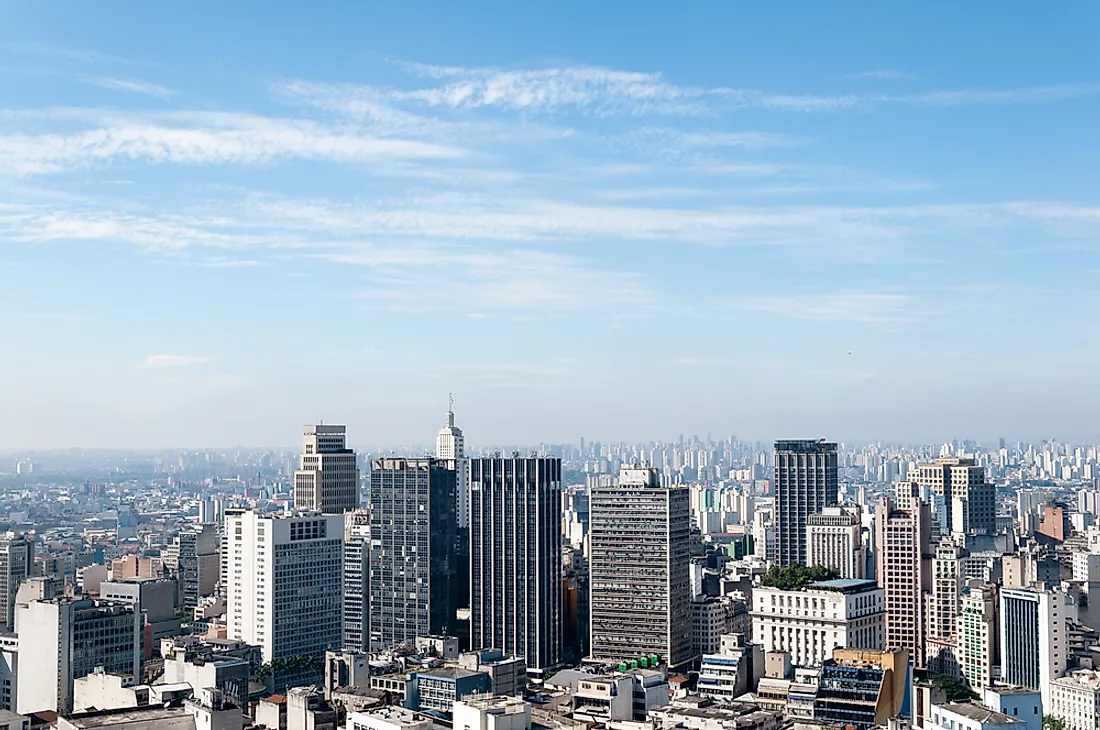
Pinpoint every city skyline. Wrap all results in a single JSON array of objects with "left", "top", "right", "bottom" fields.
[{"left": 2, "top": 3, "right": 1099, "bottom": 448}]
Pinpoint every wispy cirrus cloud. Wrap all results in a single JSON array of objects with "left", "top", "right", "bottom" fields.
[
  {"left": 737, "top": 293, "right": 917, "bottom": 323},
  {"left": 141, "top": 354, "right": 211, "bottom": 369},
  {"left": 85, "top": 76, "right": 175, "bottom": 98}
]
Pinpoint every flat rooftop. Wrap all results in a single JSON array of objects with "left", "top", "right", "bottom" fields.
[
  {"left": 811, "top": 579, "right": 881, "bottom": 593},
  {"left": 941, "top": 702, "right": 1022, "bottom": 725}
]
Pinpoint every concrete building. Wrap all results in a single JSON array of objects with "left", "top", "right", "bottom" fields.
[
  {"left": 293, "top": 424, "right": 360, "bottom": 515},
  {"left": 590, "top": 467, "right": 692, "bottom": 668},
  {"left": 806, "top": 507, "right": 865, "bottom": 579},
  {"left": 453, "top": 694, "right": 531, "bottom": 730},
  {"left": 958, "top": 583, "right": 998, "bottom": 691},
  {"left": 814, "top": 648, "right": 908, "bottom": 730},
  {"left": 57, "top": 688, "right": 239, "bottom": 730},
  {"left": 469, "top": 457, "right": 562, "bottom": 675},
  {"left": 0, "top": 638, "right": 17, "bottom": 712},
  {"left": 436, "top": 398, "right": 470, "bottom": 530},
  {"left": 171, "top": 524, "right": 218, "bottom": 609},
  {"left": 751, "top": 579, "right": 885, "bottom": 668},
  {"left": 983, "top": 687, "right": 1041, "bottom": 730},
  {"left": 697, "top": 633, "right": 764, "bottom": 702},
  {"left": 15, "top": 598, "right": 142, "bottom": 715},
  {"left": 410, "top": 667, "right": 491, "bottom": 714},
  {"left": 347, "top": 706, "right": 432, "bottom": 730},
  {"left": 1050, "top": 670, "right": 1100, "bottom": 730},
  {"left": 0, "top": 536, "right": 32, "bottom": 632},
  {"left": 369, "top": 458, "right": 459, "bottom": 651},
  {"left": 100, "top": 577, "right": 180, "bottom": 643},
  {"left": 458, "top": 650, "right": 525, "bottom": 698},
  {"left": 913, "top": 458, "right": 996, "bottom": 535},
  {"left": 162, "top": 647, "right": 250, "bottom": 710},
  {"left": 1001, "top": 587, "right": 1071, "bottom": 709},
  {"left": 691, "top": 597, "right": 742, "bottom": 658},
  {"left": 875, "top": 496, "right": 933, "bottom": 670},
  {"left": 343, "top": 510, "right": 370, "bottom": 654},
  {"left": 773, "top": 441, "right": 838, "bottom": 567},
  {"left": 223, "top": 510, "right": 343, "bottom": 680}
]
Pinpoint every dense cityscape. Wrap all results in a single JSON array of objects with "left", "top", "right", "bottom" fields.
[{"left": 0, "top": 405, "right": 1098, "bottom": 730}]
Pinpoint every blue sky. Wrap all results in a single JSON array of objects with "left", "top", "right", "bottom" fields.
[{"left": 1, "top": 2, "right": 1098, "bottom": 449}]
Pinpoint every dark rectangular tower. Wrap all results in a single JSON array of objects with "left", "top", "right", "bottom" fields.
[{"left": 774, "top": 440, "right": 839, "bottom": 567}]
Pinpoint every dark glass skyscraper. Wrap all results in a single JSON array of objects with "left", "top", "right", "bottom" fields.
[
  {"left": 368, "top": 458, "right": 459, "bottom": 651},
  {"left": 773, "top": 439, "right": 838, "bottom": 567},
  {"left": 469, "top": 456, "right": 562, "bottom": 674}
]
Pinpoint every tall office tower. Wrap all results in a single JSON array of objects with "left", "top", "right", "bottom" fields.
[
  {"left": 926, "top": 540, "right": 967, "bottom": 673},
  {"left": 343, "top": 510, "right": 370, "bottom": 653},
  {"left": 913, "top": 457, "right": 995, "bottom": 535},
  {"left": 958, "top": 582, "right": 998, "bottom": 691},
  {"left": 0, "top": 533, "right": 32, "bottom": 631},
  {"left": 16, "top": 598, "right": 141, "bottom": 714},
  {"left": 174, "top": 523, "right": 218, "bottom": 609},
  {"left": 369, "top": 458, "right": 459, "bottom": 651},
  {"left": 1001, "top": 587, "right": 1070, "bottom": 709},
  {"left": 875, "top": 496, "right": 933, "bottom": 670},
  {"left": 806, "top": 506, "right": 865, "bottom": 579},
  {"left": 470, "top": 457, "right": 562, "bottom": 674},
  {"left": 436, "top": 398, "right": 469, "bottom": 529},
  {"left": 224, "top": 510, "right": 343, "bottom": 676},
  {"left": 774, "top": 440, "right": 838, "bottom": 567},
  {"left": 589, "top": 467, "right": 693, "bottom": 668},
  {"left": 294, "top": 425, "right": 360, "bottom": 514}
]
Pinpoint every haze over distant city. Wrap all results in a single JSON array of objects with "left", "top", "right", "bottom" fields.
[{"left": 1, "top": 3, "right": 1098, "bottom": 449}]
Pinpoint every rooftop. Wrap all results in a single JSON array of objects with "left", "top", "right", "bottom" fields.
[
  {"left": 940, "top": 702, "right": 1022, "bottom": 725},
  {"left": 811, "top": 579, "right": 881, "bottom": 594}
]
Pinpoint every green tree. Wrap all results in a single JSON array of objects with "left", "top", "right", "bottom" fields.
[
  {"left": 1044, "top": 715, "right": 1066, "bottom": 730},
  {"left": 931, "top": 674, "right": 978, "bottom": 702},
  {"left": 761, "top": 564, "right": 840, "bottom": 591}
]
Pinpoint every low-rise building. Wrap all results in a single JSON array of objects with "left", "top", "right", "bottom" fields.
[
  {"left": 982, "top": 687, "right": 1041, "bottom": 730},
  {"left": 453, "top": 694, "right": 531, "bottom": 730},
  {"left": 347, "top": 706, "right": 433, "bottom": 730},
  {"left": 458, "top": 650, "right": 526, "bottom": 698},
  {"left": 1050, "top": 670, "right": 1100, "bottom": 730},
  {"left": 926, "top": 703, "right": 1025, "bottom": 730},
  {"left": 813, "top": 648, "right": 908, "bottom": 730},
  {"left": 698, "top": 634, "right": 764, "bottom": 703},
  {"left": 411, "top": 668, "right": 491, "bottom": 715}
]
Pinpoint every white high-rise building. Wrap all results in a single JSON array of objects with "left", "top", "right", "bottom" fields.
[
  {"left": 293, "top": 425, "right": 360, "bottom": 514},
  {"left": 806, "top": 506, "right": 864, "bottom": 579},
  {"left": 16, "top": 598, "right": 141, "bottom": 715},
  {"left": 224, "top": 510, "right": 343, "bottom": 668},
  {"left": 343, "top": 510, "right": 371, "bottom": 653},
  {"left": 958, "top": 582, "right": 998, "bottom": 690},
  {"left": 436, "top": 397, "right": 469, "bottom": 529}
]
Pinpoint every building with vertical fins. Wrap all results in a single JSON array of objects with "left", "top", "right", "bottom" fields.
[
  {"left": 469, "top": 456, "right": 562, "bottom": 675},
  {"left": 806, "top": 506, "right": 865, "bottom": 579},
  {"left": 369, "top": 458, "right": 459, "bottom": 652},
  {"left": 774, "top": 440, "right": 839, "bottom": 567},
  {"left": 343, "top": 509, "right": 371, "bottom": 653},
  {"left": 589, "top": 466, "right": 693, "bottom": 669},
  {"left": 0, "top": 533, "right": 32, "bottom": 632},
  {"left": 294, "top": 425, "right": 360, "bottom": 514}
]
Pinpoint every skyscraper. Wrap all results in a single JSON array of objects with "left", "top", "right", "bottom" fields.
[
  {"left": 1001, "top": 587, "right": 1070, "bottom": 708},
  {"left": 369, "top": 458, "right": 459, "bottom": 652},
  {"left": 806, "top": 506, "right": 865, "bottom": 579},
  {"left": 0, "top": 533, "right": 32, "bottom": 632},
  {"left": 589, "top": 467, "right": 692, "bottom": 668},
  {"left": 958, "top": 582, "right": 998, "bottom": 690},
  {"left": 913, "top": 457, "right": 995, "bottom": 535},
  {"left": 224, "top": 510, "right": 344, "bottom": 682},
  {"left": 875, "top": 495, "right": 933, "bottom": 670},
  {"left": 293, "top": 425, "right": 360, "bottom": 514},
  {"left": 436, "top": 396, "right": 469, "bottom": 529},
  {"left": 343, "top": 509, "right": 370, "bottom": 653},
  {"left": 470, "top": 456, "right": 562, "bottom": 674},
  {"left": 774, "top": 440, "right": 838, "bottom": 567}
]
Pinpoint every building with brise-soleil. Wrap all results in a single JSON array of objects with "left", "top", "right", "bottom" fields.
[
  {"left": 751, "top": 579, "right": 885, "bottom": 668},
  {"left": 806, "top": 506, "right": 865, "bottom": 579},
  {"left": 813, "top": 647, "right": 909, "bottom": 730},
  {"left": 0, "top": 534, "right": 32, "bottom": 633},
  {"left": 958, "top": 582, "right": 998, "bottom": 691},
  {"left": 15, "top": 598, "right": 142, "bottom": 715},
  {"left": 589, "top": 466, "right": 692, "bottom": 669},
  {"left": 773, "top": 440, "right": 838, "bottom": 567},
  {"left": 469, "top": 457, "right": 562, "bottom": 675},
  {"left": 875, "top": 495, "right": 933, "bottom": 670},
  {"left": 913, "top": 457, "right": 996, "bottom": 535},
  {"left": 409, "top": 667, "right": 491, "bottom": 715},
  {"left": 369, "top": 458, "right": 459, "bottom": 652},
  {"left": 223, "top": 510, "right": 343, "bottom": 682},
  {"left": 1001, "top": 586, "right": 1071, "bottom": 710},
  {"left": 1049, "top": 670, "right": 1100, "bottom": 730},
  {"left": 294, "top": 424, "right": 360, "bottom": 515},
  {"left": 697, "top": 633, "right": 765, "bottom": 703}
]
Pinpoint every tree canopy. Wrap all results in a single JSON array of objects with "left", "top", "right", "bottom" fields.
[{"left": 760, "top": 564, "right": 840, "bottom": 591}]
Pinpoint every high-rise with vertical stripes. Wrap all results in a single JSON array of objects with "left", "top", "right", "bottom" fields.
[
  {"left": 469, "top": 456, "right": 562, "bottom": 675},
  {"left": 773, "top": 440, "right": 839, "bottom": 567}
]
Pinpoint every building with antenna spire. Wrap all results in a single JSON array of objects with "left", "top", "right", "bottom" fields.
[{"left": 437, "top": 395, "right": 469, "bottom": 528}]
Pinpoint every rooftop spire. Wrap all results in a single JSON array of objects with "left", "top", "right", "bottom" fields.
[{"left": 447, "top": 393, "right": 455, "bottom": 427}]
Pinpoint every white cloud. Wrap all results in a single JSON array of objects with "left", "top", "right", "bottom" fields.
[
  {"left": 679, "top": 131, "right": 805, "bottom": 149},
  {"left": 141, "top": 354, "right": 211, "bottom": 369},
  {"left": 86, "top": 77, "right": 175, "bottom": 98},
  {"left": 737, "top": 293, "right": 917, "bottom": 323},
  {"left": 851, "top": 69, "right": 908, "bottom": 80}
]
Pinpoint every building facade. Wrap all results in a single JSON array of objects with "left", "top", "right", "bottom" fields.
[
  {"left": 806, "top": 507, "right": 864, "bottom": 579},
  {"left": 293, "top": 424, "right": 360, "bottom": 514},
  {"left": 773, "top": 441, "right": 838, "bottom": 567},
  {"left": 436, "top": 399, "right": 469, "bottom": 530},
  {"left": 1001, "top": 587, "right": 1070, "bottom": 709},
  {"left": 589, "top": 467, "right": 692, "bottom": 668},
  {"left": 751, "top": 579, "right": 885, "bottom": 668},
  {"left": 0, "top": 535, "right": 31, "bottom": 634},
  {"left": 913, "top": 457, "right": 996, "bottom": 535},
  {"left": 369, "top": 458, "right": 459, "bottom": 651},
  {"left": 958, "top": 583, "right": 998, "bottom": 690},
  {"left": 343, "top": 510, "right": 370, "bottom": 654},
  {"left": 1050, "top": 670, "right": 1100, "bottom": 730},
  {"left": 224, "top": 510, "right": 344, "bottom": 667},
  {"left": 875, "top": 495, "right": 933, "bottom": 670},
  {"left": 469, "top": 457, "right": 562, "bottom": 674}
]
